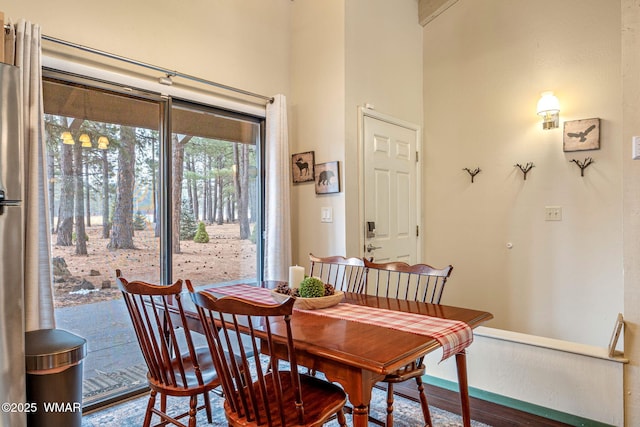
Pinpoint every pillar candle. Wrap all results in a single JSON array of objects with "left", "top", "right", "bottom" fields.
[{"left": 289, "top": 265, "right": 305, "bottom": 288}]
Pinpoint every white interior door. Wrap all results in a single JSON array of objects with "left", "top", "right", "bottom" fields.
[{"left": 362, "top": 112, "right": 420, "bottom": 263}]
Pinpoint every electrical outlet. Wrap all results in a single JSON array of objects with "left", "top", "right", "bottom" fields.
[{"left": 545, "top": 206, "right": 562, "bottom": 221}]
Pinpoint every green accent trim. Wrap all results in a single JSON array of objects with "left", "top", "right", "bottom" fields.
[{"left": 424, "top": 375, "right": 615, "bottom": 427}]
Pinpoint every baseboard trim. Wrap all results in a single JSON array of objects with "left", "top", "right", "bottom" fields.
[{"left": 423, "top": 375, "right": 616, "bottom": 427}]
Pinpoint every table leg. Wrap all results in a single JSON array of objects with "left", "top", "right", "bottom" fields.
[
  {"left": 455, "top": 350, "right": 471, "bottom": 427},
  {"left": 324, "top": 370, "right": 376, "bottom": 427},
  {"left": 351, "top": 404, "right": 370, "bottom": 427}
]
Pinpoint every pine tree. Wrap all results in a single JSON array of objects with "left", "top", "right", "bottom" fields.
[
  {"left": 133, "top": 211, "right": 147, "bottom": 230},
  {"left": 193, "top": 221, "right": 210, "bottom": 243},
  {"left": 180, "top": 200, "right": 198, "bottom": 240}
]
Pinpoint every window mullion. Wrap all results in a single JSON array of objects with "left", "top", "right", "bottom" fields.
[{"left": 160, "top": 96, "right": 173, "bottom": 285}]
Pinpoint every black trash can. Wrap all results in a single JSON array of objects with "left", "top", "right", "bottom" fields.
[{"left": 25, "top": 329, "right": 87, "bottom": 427}]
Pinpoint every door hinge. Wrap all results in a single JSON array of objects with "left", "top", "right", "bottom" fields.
[
  {"left": 416, "top": 151, "right": 419, "bottom": 162},
  {"left": 416, "top": 225, "right": 419, "bottom": 237}
]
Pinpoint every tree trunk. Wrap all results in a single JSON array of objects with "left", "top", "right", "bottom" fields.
[
  {"left": 233, "top": 143, "right": 251, "bottom": 239},
  {"left": 74, "top": 143, "right": 87, "bottom": 255},
  {"left": 101, "top": 149, "right": 110, "bottom": 239},
  {"left": 172, "top": 135, "right": 192, "bottom": 254},
  {"left": 216, "top": 175, "right": 224, "bottom": 225},
  {"left": 227, "top": 193, "right": 234, "bottom": 223},
  {"left": 109, "top": 126, "right": 136, "bottom": 249},
  {"left": 206, "top": 155, "right": 213, "bottom": 223},
  {"left": 47, "top": 149, "right": 56, "bottom": 234},
  {"left": 56, "top": 142, "right": 74, "bottom": 246},
  {"left": 151, "top": 139, "right": 160, "bottom": 238},
  {"left": 191, "top": 157, "right": 199, "bottom": 221},
  {"left": 84, "top": 161, "right": 91, "bottom": 227},
  {"left": 186, "top": 155, "right": 198, "bottom": 220}
]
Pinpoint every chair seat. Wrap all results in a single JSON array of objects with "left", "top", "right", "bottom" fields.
[
  {"left": 148, "top": 347, "right": 241, "bottom": 391},
  {"left": 224, "top": 372, "right": 347, "bottom": 427}
]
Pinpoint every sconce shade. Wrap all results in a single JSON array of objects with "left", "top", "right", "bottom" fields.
[
  {"left": 79, "top": 134, "right": 92, "bottom": 148},
  {"left": 61, "top": 131, "right": 75, "bottom": 145},
  {"left": 536, "top": 91, "right": 560, "bottom": 130}
]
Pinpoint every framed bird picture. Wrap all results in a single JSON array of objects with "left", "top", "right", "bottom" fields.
[{"left": 563, "top": 118, "right": 600, "bottom": 152}]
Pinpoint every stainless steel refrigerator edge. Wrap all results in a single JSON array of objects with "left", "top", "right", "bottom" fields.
[{"left": 0, "top": 63, "right": 26, "bottom": 427}]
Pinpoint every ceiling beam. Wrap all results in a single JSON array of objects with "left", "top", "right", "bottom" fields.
[{"left": 419, "top": 0, "right": 459, "bottom": 26}]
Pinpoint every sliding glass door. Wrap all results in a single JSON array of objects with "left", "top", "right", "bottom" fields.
[{"left": 42, "top": 75, "right": 264, "bottom": 408}]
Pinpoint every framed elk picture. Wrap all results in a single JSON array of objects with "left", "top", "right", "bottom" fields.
[
  {"left": 291, "top": 151, "right": 314, "bottom": 183},
  {"left": 563, "top": 118, "right": 600, "bottom": 152},
  {"left": 315, "top": 161, "right": 340, "bottom": 194}
]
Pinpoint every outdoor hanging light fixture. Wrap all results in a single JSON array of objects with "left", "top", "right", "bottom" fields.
[
  {"left": 61, "top": 131, "right": 75, "bottom": 145},
  {"left": 79, "top": 133, "right": 92, "bottom": 148},
  {"left": 97, "top": 136, "right": 110, "bottom": 150}
]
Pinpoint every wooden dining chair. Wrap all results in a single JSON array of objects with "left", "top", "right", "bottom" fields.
[
  {"left": 186, "top": 280, "right": 348, "bottom": 427},
  {"left": 117, "top": 272, "right": 221, "bottom": 427},
  {"left": 308, "top": 253, "right": 368, "bottom": 293},
  {"left": 363, "top": 259, "right": 454, "bottom": 427}
]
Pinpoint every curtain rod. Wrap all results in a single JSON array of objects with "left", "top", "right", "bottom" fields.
[{"left": 4, "top": 25, "right": 274, "bottom": 104}]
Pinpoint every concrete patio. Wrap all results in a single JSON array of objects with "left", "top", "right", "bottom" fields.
[{"left": 55, "top": 298, "right": 148, "bottom": 406}]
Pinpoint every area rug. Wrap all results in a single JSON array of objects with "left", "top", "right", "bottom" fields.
[{"left": 82, "top": 385, "right": 491, "bottom": 427}]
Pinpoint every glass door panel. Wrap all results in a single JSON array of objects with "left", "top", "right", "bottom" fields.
[
  {"left": 170, "top": 102, "right": 262, "bottom": 287},
  {"left": 43, "top": 79, "right": 161, "bottom": 406}
]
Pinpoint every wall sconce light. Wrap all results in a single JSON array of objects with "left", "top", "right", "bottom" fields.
[{"left": 536, "top": 91, "right": 560, "bottom": 130}]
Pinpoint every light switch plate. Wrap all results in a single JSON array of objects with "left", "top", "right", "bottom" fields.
[
  {"left": 633, "top": 136, "right": 640, "bottom": 160},
  {"left": 321, "top": 207, "right": 333, "bottom": 223}
]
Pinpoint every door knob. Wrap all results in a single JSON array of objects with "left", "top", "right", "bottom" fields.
[{"left": 366, "top": 243, "right": 382, "bottom": 253}]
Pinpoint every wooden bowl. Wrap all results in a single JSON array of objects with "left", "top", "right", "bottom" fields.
[{"left": 270, "top": 290, "right": 344, "bottom": 310}]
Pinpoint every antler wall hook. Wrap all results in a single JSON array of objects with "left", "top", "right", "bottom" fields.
[
  {"left": 463, "top": 167, "right": 481, "bottom": 183},
  {"left": 514, "top": 162, "right": 535, "bottom": 180},
  {"left": 570, "top": 157, "right": 594, "bottom": 177}
]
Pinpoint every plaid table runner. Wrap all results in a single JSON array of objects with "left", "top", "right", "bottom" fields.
[
  {"left": 208, "top": 284, "right": 473, "bottom": 361},
  {"left": 209, "top": 284, "right": 281, "bottom": 305}
]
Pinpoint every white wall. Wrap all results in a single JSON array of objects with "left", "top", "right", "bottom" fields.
[
  {"left": 422, "top": 0, "right": 623, "bottom": 347},
  {"left": 289, "top": 0, "right": 347, "bottom": 264},
  {"left": 4, "top": 0, "right": 291, "bottom": 99},
  {"left": 290, "top": 0, "right": 424, "bottom": 267}
]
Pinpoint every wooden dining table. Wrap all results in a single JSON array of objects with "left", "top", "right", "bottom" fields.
[{"left": 174, "top": 281, "right": 493, "bottom": 427}]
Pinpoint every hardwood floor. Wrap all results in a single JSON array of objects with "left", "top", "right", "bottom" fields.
[{"left": 393, "top": 383, "right": 572, "bottom": 427}]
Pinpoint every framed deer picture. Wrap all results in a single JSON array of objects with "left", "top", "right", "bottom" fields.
[
  {"left": 563, "top": 118, "right": 600, "bottom": 152},
  {"left": 291, "top": 151, "right": 315, "bottom": 183}
]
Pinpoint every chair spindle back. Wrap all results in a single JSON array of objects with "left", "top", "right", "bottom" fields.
[
  {"left": 117, "top": 276, "right": 205, "bottom": 390},
  {"left": 308, "top": 253, "right": 368, "bottom": 293},
  {"left": 363, "top": 259, "right": 453, "bottom": 304},
  {"left": 188, "top": 283, "right": 307, "bottom": 427}
]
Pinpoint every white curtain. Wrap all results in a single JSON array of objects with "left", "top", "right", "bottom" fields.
[
  {"left": 6, "top": 20, "right": 55, "bottom": 330},
  {"left": 264, "top": 94, "right": 292, "bottom": 281}
]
